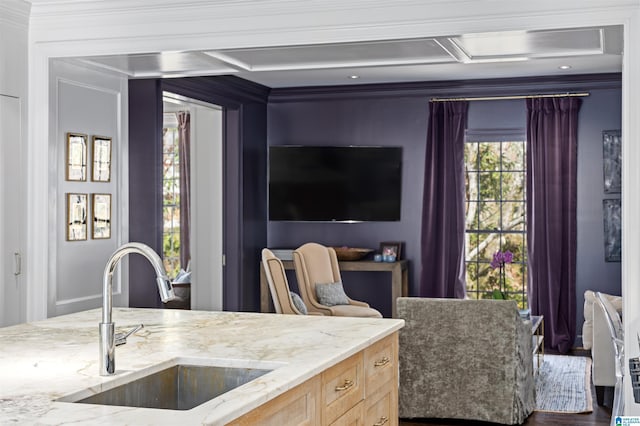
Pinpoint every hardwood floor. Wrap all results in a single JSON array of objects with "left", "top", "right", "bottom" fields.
[{"left": 400, "top": 350, "right": 612, "bottom": 426}]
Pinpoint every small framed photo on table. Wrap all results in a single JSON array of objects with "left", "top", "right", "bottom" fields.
[{"left": 379, "top": 241, "right": 402, "bottom": 261}]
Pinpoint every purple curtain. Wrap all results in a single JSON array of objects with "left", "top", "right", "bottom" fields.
[
  {"left": 177, "top": 111, "right": 191, "bottom": 270},
  {"left": 419, "top": 101, "right": 468, "bottom": 298},
  {"left": 526, "top": 97, "right": 581, "bottom": 353}
]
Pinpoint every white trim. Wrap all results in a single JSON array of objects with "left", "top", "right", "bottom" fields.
[
  {"left": 27, "top": 45, "right": 50, "bottom": 321},
  {"left": 27, "top": 2, "right": 637, "bottom": 55},
  {"left": 622, "top": 8, "right": 640, "bottom": 413},
  {"left": 55, "top": 290, "right": 124, "bottom": 307},
  {"left": 0, "top": 0, "right": 30, "bottom": 27}
]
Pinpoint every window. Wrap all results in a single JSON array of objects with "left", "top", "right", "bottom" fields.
[
  {"left": 464, "top": 135, "right": 528, "bottom": 308},
  {"left": 162, "top": 124, "right": 181, "bottom": 278}
]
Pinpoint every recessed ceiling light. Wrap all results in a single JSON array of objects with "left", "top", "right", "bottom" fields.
[
  {"left": 349, "top": 75, "right": 360, "bottom": 79},
  {"left": 558, "top": 65, "right": 572, "bottom": 70}
]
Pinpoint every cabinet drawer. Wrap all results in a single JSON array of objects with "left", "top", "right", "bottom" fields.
[
  {"left": 227, "top": 376, "right": 321, "bottom": 426},
  {"left": 322, "top": 352, "right": 364, "bottom": 424},
  {"left": 364, "top": 333, "right": 398, "bottom": 395},
  {"left": 330, "top": 400, "right": 364, "bottom": 426},
  {"left": 365, "top": 380, "right": 398, "bottom": 426}
]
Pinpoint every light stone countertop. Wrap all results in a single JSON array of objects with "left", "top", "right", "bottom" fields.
[{"left": 0, "top": 308, "right": 404, "bottom": 425}]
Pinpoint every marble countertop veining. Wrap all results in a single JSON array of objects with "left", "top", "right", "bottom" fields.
[{"left": 0, "top": 308, "right": 403, "bottom": 425}]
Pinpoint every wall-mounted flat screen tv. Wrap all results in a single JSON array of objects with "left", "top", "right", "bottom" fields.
[{"left": 269, "top": 146, "right": 402, "bottom": 222}]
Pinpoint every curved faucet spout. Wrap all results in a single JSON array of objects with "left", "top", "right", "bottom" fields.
[{"left": 100, "top": 242, "right": 176, "bottom": 376}]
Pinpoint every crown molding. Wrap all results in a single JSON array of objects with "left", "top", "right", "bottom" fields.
[
  {"left": 27, "top": 0, "right": 639, "bottom": 17},
  {"left": 28, "top": 0, "right": 639, "bottom": 49},
  {"left": 268, "top": 73, "right": 622, "bottom": 102},
  {"left": 162, "top": 75, "right": 271, "bottom": 106},
  {"left": 0, "top": 0, "right": 30, "bottom": 27}
]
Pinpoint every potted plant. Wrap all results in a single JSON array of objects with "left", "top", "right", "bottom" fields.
[{"left": 490, "top": 250, "right": 513, "bottom": 299}]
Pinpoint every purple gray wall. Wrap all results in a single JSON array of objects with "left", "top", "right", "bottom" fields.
[
  {"left": 129, "top": 79, "right": 164, "bottom": 308},
  {"left": 575, "top": 88, "right": 622, "bottom": 344},
  {"left": 267, "top": 75, "right": 622, "bottom": 333}
]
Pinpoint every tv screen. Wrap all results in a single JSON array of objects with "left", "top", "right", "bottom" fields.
[{"left": 269, "top": 146, "right": 402, "bottom": 222}]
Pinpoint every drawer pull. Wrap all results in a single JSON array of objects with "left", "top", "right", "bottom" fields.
[
  {"left": 374, "top": 357, "right": 390, "bottom": 367},
  {"left": 334, "top": 379, "right": 354, "bottom": 392},
  {"left": 373, "top": 416, "right": 389, "bottom": 426}
]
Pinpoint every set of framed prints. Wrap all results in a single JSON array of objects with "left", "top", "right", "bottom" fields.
[
  {"left": 66, "top": 132, "right": 111, "bottom": 182},
  {"left": 66, "top": 193, "right": 111, "bottom": 241},
  {"left": 65, "top": 132, "right": 113, "bottom": 241}
]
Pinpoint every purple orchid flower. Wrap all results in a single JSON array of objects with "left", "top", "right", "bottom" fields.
[
  {"left": 490, "top": 250, "right": 514, "bottom": 269},
  {"left": 503, "top": 250, "right": 513, "bottom": 264}
]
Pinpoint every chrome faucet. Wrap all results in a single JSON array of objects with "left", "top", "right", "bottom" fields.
[{"left": 99, "top": 242, "right": 176, "bottom": 376}]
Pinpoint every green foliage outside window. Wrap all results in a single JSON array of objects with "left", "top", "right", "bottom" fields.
[
  {"left": 162, "top": 127, "right": 181, "bottom": 279},
  {"left": 464, "top": 139, "right": 528, "bottom": 308}
]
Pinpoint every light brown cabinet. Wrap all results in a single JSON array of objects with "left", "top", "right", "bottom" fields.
[
  {"left": 228, "top": 332, "right": 398, "bottom": 426},
  {"left": 364, "top": 333, "right": 398, "bottom": 426},
  {"left": 322, "top": 352, "right": 365, "bottom": 424},
  {"left": 365, "top": 384, "right": 396, "bottom": 426},
  {"left": 228, "top": 375, "right": 321, "bottom": 425},
  {"left": 331, "top": 400, "right": 365, "bottom": 425}
]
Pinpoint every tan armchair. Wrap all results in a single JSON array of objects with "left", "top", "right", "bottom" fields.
[
  {"left": 261, "top": 248, "right": 318, "bottom": 315},
  {"left": 292, "top": 242, "right": 382, "bottom": 318}
]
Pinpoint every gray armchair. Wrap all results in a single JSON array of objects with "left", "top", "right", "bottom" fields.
[{"left": 397, "top": 297, "right": 535, "bottom": 425}]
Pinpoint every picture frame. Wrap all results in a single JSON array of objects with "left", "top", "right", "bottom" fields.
[
  {"left": 92, "top": 193, "right": 111, "bottom": 239},
  {"left": 92, "top": 136, "right": 112, "bottom": 182},
  {"left": 66, "top": 193, "right": 88, "bottom": 241},
  {"left": 379, "top": 241, "right": 402, "bottom": 260},
  {"left": 66, "top": 132, "right": 88, "bottom": 181},
  {"left": 603, "top": 198, "right": 621, "bottom": 262},
  {"left": 602, "top": 129, "right": 621, "bottom": 194}
]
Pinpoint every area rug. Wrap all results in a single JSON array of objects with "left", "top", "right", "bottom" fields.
[{"left": 535, "top": 354, "right": 593, "bottom": 413}]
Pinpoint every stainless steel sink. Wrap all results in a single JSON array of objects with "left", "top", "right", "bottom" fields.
[{"left": 60, "top": 359, "right": 276, "bottom": 411}]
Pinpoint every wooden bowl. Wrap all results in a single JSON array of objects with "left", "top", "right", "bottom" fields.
[{"left": 332, "top": 247, "right": 374, "bottom": 261}]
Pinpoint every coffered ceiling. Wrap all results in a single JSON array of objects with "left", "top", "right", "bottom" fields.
[{"left": 72, "top": 25, "right": 622, "bottom": 88}]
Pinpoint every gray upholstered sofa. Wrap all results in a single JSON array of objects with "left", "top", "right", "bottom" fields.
[{"left": 397, "top": 297, "right": 536, "bottom": 425}]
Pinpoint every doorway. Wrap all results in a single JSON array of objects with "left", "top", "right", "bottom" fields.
[{"left": 162, "top": 92, "right": 224, "bottom": 311}]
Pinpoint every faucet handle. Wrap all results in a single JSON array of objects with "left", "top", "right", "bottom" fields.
[{"left": 115, "top": 324, "right": 144, "bottom": 346}]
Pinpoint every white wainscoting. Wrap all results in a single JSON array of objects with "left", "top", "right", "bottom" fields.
[{"left": 48, "top": 60, "right": 128, "bottom": 317}]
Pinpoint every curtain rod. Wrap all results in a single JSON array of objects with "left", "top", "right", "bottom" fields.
[{"left": 430, "top": 92, "right": 589, "bottom": 102}]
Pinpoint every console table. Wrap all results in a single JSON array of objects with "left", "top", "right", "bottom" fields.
[
  {"left": 531, "top": 315, "right": 544, "bottom": 374},
  {"left": 259, "top": 259, "right": 409, "bottom": 318}
]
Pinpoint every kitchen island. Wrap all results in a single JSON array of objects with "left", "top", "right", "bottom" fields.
[{"left": 0, "top": 308, "right": 403, "bottom": 425}]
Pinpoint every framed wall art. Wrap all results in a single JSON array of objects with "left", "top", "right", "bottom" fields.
[
  {"left": 66, "top": 132, "right": 88, "bottom": 181},
  {"left": 66, "top": 193, "right": 88, "bottom": 241},
  {"left": 92, "top": 136, "right": 112, "bottom": 182},
  {"left": 92, "top": 193, "right": 111, "bottom": 239},
  {"left": 602, "top": 129, "right": 621, "bottom": 194},
  {"left": 603, "top": 198, "right": 621, "bottom": 262}
]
